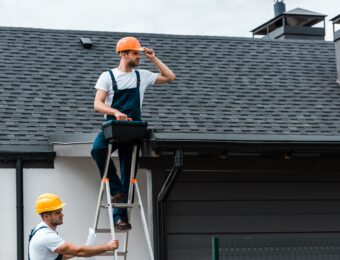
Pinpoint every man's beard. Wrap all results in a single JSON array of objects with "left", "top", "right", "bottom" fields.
[
  {"left": 127, "top": 59, "right": 139, "bottom": 68},
  {"left": 51, "top": 218, "right": 63, "bottom": 226}
]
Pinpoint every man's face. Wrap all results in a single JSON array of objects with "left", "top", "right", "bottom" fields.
[
  {"left": 124, "top": 50, "right": 140, "bottom": 67},
  {"left": 45, "top": 209, "right": 64, "bottom": 226}
]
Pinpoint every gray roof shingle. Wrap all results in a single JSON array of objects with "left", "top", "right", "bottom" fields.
[{"left": 0, "top": 26, "right": 339, "bottom": 146}]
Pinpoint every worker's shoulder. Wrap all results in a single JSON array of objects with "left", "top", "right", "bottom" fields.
[
  {"left": 136, "top": 69, "right": 157, "bottom": 77},
  {"left": 137, "top": 68, "right": 151, "bottom": 73},
  {"left": 33, "top": 223, "right": 57, "bottom": 236},
  {"left": 33, "top": 222, "right": 48, "bottom": 231},
  {"left": 96, "top": 70, "right": 112, "bottom": 82},
  {"left": 100, "top": 70, "right": 112, "bottom": 76}
]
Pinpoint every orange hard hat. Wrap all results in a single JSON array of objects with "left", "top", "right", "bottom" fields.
[
  {"left": 116, "top": 37, "right": 143, "bottom": 53},
  {"left": 35, "top": 193, "right": 66, "bottom": 214}
]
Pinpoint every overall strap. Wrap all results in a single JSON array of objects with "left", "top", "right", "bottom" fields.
[
  {"left": 29, "top": 226, "right": 48, "bottom": 242},
  {"left": 135, "top": 70, "right": 140, "bottom": 88},
  {"left": 108, "top": 70, "right": 118, "bottom": 92},
  {"left": 28, "top": 226, "right": 48, "bottom": 260}
]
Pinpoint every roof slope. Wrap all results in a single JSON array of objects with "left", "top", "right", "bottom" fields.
[
  {"left": 284, "top": 8, "right": 326, "bottom": 17},
  {"left": 0, "top": 27, "right": 339, "bottom": 145}
]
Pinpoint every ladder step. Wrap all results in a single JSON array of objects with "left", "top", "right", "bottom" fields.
[
  {"left": 100, "top": 203, "right": 136, "bottom": 209},
  {"left": 96, "top": 228, "right": 129, "bottom": 233},
  {"left": 100, "top": 251, "right": 127, "bottom": 256}
]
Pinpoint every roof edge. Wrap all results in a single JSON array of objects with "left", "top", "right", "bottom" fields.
[
  {"left": 50, "top": 133, "right": 97, "bottom": 144},
  {"left": 0, "top": 26, "right": 334, "bottom": 44},
  {"left": 0, "top": 145, "right": 55, "bottom": 167},
  {"left": 331, "top": 14, "right": 340, "bottom": 23},
  {"left": 153, "top": 133, "right": 340, "bottom": 154},
  {"left": 154, "top": 132, "right": 340, "bottom": 142},
  {"left": 0, "top": 144, "right": 54, "bottom": 154}
]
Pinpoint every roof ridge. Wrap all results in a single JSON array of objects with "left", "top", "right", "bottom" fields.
[{"left": 0, "top": 26, "right": 334, "bottom": 44}]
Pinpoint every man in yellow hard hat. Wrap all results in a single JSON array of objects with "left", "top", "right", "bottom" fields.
[
  {"left": 91, "top": 36, "right": 176, "bottom": 230},
  {"left": 29, "top": 193, "right": 119, "bottom": 260}
]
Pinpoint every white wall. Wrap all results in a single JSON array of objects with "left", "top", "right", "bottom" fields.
[
  {"left": 1, "top": 155, "right": 152, "bottom": 260},
  {"left": 0, "top": 168, "right": 16, "bottom": 259}
]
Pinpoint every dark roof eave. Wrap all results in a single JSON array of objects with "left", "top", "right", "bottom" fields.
[
  {"left": 331, "top": 14, "right": 340, "bottom": 24},
  {"left": 153, "top": 133, "right": 340, "bottom": 153},
  {"left": 0, "top": 145, "right": 56, "bottom": 161},
  {"left": 251, "top": 15, "right": 284, "bottom": 33}
]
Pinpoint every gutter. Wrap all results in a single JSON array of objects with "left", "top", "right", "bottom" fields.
[
  {"left": 152, "top": 133, "right": 340, "bottom": 154},
  {"left": 49, "top": 131, "right": 340, "bottom": 156},
  {"left": 0, "top": 145, "right": 56, "bottom": 167},
  {"left": 157, "top": 150, "right": 183, "bottom": 260}
]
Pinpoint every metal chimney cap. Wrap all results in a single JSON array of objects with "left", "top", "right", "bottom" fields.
[{"left": 80, "top": 37, "right": 93, "bottom": 49}]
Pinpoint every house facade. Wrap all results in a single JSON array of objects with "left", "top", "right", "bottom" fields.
[{"left": 1, "top": 7, "right": 340, "bottom": 260}]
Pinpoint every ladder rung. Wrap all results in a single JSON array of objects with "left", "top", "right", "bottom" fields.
[
  {"left": 96, "top": 228, "right": 129, "bottom": 233},
  {"left": 113, "top": 203, "right": 136, "bottom": 208},
  {"left": 101, "top": 203, "right": 136, "bottom": 209},
  {"left": 100, "top": 251, "right": 127, "bottom": 256}
]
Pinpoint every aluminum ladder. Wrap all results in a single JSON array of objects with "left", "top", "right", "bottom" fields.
[{"left": 92, "top": 143, "right": 154, "bottom": 260}]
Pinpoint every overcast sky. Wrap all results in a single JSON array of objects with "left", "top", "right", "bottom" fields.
[{"left": 1, "top": 0, "right": 340, "bottom": 40}]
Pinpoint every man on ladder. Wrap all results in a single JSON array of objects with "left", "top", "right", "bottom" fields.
[
  {"left": 91, "top": 36, "right": 176, "bottom": 230},
  {"left": 28, "top": 193, "right": 119, "bottom": 259}
]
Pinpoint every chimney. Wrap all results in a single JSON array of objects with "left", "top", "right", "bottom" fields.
[
  {"left": 251, "top": 3, "right": 326, "bottom": 40},
  {"left": 274, "top": 0, "right": 286, "bottom": 17},
  {"left": 331, "top": 15, "right": 340, "bottom": 85}
]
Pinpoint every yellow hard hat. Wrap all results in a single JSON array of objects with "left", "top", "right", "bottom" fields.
[
  {"left": 35, "top": 193, "right": 66, "bottom": 214},
  {"left": 116, "top": 37, "right": 143, "bottom": 53}
]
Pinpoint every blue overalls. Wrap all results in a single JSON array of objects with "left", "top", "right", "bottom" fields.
[
  {"left": 28, "top": 226, "right": 63, "bottom": 260},
  {"left": 91, "top": 70, "right": 141, "bottom": 222}
]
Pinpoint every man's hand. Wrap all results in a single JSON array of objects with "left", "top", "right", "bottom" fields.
[
  {"left": 144, "top": 47, "right": 156, "bottom": 60},
  {"left": 143, "top": 47, "right": 176, "bottom": 84},
  {"left": 114, "top": 111, "right": 128, "bottom": 120},
  {"left": 106, "top": 240, "right": 119, "bottom": 251}
]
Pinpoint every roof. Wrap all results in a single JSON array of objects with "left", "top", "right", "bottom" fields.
[
  {"left": 0, "top": 26, "right": 339, "bottom": 148},
  {"left": 284, "top": 8, "right": 326, "bottom": 17},
  {"left": 331, "top": 14, "right": 340, "bottom": 24}
]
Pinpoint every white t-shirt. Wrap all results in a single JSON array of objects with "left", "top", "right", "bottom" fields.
[
  {"left": 95, "top": 68, "right": 158, "bottom": 113},
  {"left": 29, "top": 222, "right": 65, "bottom": 260}
]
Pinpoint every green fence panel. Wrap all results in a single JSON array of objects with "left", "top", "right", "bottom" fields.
[
  {"left": 216, "top": 235, "right": 340, "bottom": 260},
  {"left": 212, "top": 236, "right": 219, "bottom": 260}
]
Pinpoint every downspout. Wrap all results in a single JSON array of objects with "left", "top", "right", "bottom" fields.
[
  {"left": 16, "top": 158, "right": 24, "bottom": 260},
  {"left": 157, "top": 150, "right": 183, "bottom": 260}
]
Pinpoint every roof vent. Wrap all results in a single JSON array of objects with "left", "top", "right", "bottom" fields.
[
  {"left": 80, "top": 37, "right": 93, "bottom": 49},
  {"left": 331, "top": 15, "right": 340, "bottom": 85}
]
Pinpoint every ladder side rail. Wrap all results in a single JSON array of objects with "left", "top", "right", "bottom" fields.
[
  {"left": 123, "top": 229, "right": 129, "bottom": 260},
  {"left": 93, "top": 179, "right": 105, "bottom": 230},
  {"left": 105, "top": 179, "right": 118, "bottom": 260},
  {"left": 134, "top": 180, "right": 155, "bottom": 260},
  {"left": 93, "top": 143, "right": 113, "bottom": 229},
  {"left": 127, "top": 144, "right": 138, "bottom": 203},
  {"left": 103, "top": 143, "right": 113, "bottom": 179},
  {"left": 123, "top": 144, "right": 138, "bottom": 259}
]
